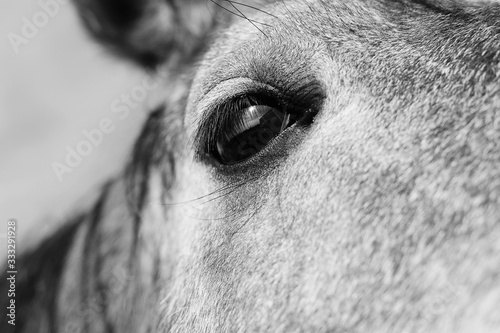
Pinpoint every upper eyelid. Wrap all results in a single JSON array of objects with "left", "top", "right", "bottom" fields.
[{"left": 193, "top": 78, "right": 280, "bottom": 124}]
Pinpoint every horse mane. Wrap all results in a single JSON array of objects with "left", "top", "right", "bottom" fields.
[{"left": 0, "top": 105, "right": 175, "bottom": 333}]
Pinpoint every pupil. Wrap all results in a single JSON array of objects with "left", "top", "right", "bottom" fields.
[{"left": 218, "top": 108, "right": 288, "bottom": 164}]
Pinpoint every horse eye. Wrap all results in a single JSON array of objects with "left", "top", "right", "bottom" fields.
[{"left": 215, "top": 105, "right": 295, "bottom": 164}]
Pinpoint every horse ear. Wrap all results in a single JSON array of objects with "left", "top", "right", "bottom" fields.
[{"left": 73, "top": 0, "right": 223, "bottom": 68}]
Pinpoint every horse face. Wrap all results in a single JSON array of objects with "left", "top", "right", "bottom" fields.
[
  {"left": 155, "top": 1, "right": 500, "bottom": 331},
  {"left": 7, "top": 1, "right": 497, "bottom": 332}
]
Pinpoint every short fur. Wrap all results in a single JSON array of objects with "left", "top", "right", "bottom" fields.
[{"left": 2, "top": 1, "right": 500, "bottom": 332}]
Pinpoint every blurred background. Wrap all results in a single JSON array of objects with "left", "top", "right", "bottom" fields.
[{"left": 0, "top": 0, "right": 154, "bottom": 251}]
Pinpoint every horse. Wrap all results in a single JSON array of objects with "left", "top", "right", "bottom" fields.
[{"left": 2, "top": 0, "right": 500, "bottom": 332}]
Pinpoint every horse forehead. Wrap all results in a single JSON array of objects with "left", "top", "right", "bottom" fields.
[
  {"left": 198, "top": 1, "right": 500, "bottom": 81},
  {"left": 188, "top": 0, "right": 500, "bottom": 133}
]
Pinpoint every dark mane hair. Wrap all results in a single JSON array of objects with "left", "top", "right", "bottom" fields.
[
  {"left": 0, "top": 0, "right": 230, "bottom": 329},
  {"left": 0, "top": 105, "right": 177, "bottom": 333}
]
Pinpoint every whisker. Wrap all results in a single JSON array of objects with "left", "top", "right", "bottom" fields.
[
  {"left": 228, "top": 0, "right": 278, "bottom": 19},
  {"left": 193, "top": 180, "right": 248, "bottom": 207},
  {"left": 210, "top": 0, "right": 249, "bottom": 21},
  {"left": 225, "top": 0, "right": 269, "bottom": 35},
  {"left": 208, "top": 1, "right": 271, "bottom": 34},
  {"left": 226, "top": 1, "right": 273, "bottom": 26},
  {"left": 192, "top": 175, "right": 260, "bottom": 206},
  {"left": 158, "top": 176, "right": 259, "bottom": 206}
]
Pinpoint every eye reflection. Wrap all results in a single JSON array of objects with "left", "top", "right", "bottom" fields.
[{"left": 215, "top": 105, "right": 295, "bottom": 164}]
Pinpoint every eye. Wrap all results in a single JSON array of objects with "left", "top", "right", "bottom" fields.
[
  {"left": 195, "top": 82, "right": 325, "bottom": 168},
  {"left": 215, "top": 104, "right": 297, "bottom": 164}
]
